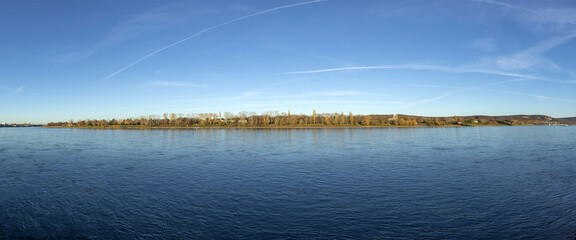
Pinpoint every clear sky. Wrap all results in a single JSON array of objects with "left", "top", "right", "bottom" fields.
[{"left": 1, "top": 0, "right": 576, "bottom": 123}]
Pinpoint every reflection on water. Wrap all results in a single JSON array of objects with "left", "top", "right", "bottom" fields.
[{"left": 0, "top": 126, "right": 575, "bottom": 239}]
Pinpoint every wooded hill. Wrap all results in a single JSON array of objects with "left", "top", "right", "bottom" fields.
[{"left": 44, "top": 111, "right": 575, "bottom": 128}]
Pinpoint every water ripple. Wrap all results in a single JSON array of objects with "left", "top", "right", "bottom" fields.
[{"left": 0, "top": 127, "right": 574, "bottom": 239}]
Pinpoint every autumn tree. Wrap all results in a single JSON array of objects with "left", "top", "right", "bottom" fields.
[
  {"left": 312, "top": 110, "right": 317, "bottom": 124},
  {"left": 349, "top": 112, "right": 354, "bottom": 124},
  {"left": 362, "top": 115, "right": 372, "bottom": 126}
]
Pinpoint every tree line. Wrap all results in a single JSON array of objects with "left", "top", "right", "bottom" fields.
[{"left": 44, "top": 111, "right": 560, "bottom": 128}]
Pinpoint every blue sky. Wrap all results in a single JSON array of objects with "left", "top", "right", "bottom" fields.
[{"left": 1, "top": 0, "right": 576, "bottom": 123}]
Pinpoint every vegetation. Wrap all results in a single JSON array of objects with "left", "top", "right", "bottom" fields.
[
  {"left": 44, "top": 111, "right": 574, "bottom": 128},
  {"left": 0, "top": 123, "right": 41, "bottom": 127}
]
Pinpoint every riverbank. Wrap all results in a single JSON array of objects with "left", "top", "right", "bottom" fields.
[
  {"left": 43, "top": 113, "right": 575, "bottom": 129},
  {"left": 43, "top": 123, "right": 572, "bottom": 130}
]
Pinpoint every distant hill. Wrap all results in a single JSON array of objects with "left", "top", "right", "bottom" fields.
[
  {"left": 470, "top": 115, "right": 553, "bottom": 122},
  {"left": 553, "top": 117, "right": 576, "bottom": 124}
]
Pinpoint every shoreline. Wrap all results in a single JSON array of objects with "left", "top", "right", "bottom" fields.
[{"left": 42, "top": 124, "right": 571, "bottom": 130}]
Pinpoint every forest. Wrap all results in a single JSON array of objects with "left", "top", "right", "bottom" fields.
[{"left": 44, "top": 111, "right": 571, "bottom": 128}]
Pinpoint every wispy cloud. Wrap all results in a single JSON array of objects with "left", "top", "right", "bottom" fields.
[
  {"left": 468, "top": 0, "right": 576, "bottom": 86},
  {"left": 105, "top": 0, "right": 327, "bottom": 80},
  {"left": 400, "top": 78, "right": 575, "bottom": 108},
  {"left": 239, "top": 100, "right": 403, "bottom": 108},
  {"left": 214, "top": 90, "right": 361, "bottom": 102},
  {"left": 148, "top": 81, "right": 208, "bottom": 88},
  {"left": 469, "top": 38, "right": 497, "bottom": 52},
  {"left": 400, "top": 90, "right": 458, "bottom": 109},
  {"left": 55, "top": 3, "right": 219, "bottom": 65},
  {"left": 472, "top": 0, "right": 576, "bottom": 26},
  {"left": 100, "top": 6, "right": 210, "bottom": 47},
  {"left": 523, "top": 8, "right": 576, "bottom": 27},
  {"left": 14, "top": 87, "right": 23, "bottom": 95},
  {"left": 488, "top": 89, "right": 576, "bottom": 103},
  {"left": 399, "top": 81, "right": 498, "bottom": 109},
  {"left": 54, "top": 49, "right": 97, "bottom": 65},
  {"left": 233, "top": 91, "right": 260, "bottom": 100},
  {"left": 186, "top": 100, "right": 404, "bottom": 112},
  {"left": 0, "top": 85, "right": 24, "bottom": 95},
  {"left": 484, "top": 31, "right": 576, "bottom": 70},
  {"left": 400, "top": 84, "right": 461, "bottom": 89},
  {"left": 302, "top": 90, "right": 362, "bottom": 97}
]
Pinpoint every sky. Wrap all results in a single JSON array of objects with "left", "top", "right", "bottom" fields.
[{"left": 1, "top": 0, "right": 576, "bottom": 124}]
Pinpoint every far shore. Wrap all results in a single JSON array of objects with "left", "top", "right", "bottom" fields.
[
  {"left": 43, "top": 123, "right": 572, "bottom": 130},
  {"left": 43, "top": 113, "right": 576, "bottom": 129}
]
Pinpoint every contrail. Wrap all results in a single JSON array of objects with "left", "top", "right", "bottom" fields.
[
  {"left": 106, "top": 0, "right": 327, "bottom": 80},
  {"left": 284, "top": 65, "right": 536, "bottom": 79},
  {"left": 471, "top": 0, "right": 534, "bottom": 13},
  {"left": 399, "top": 78, "right": 559, "bottom": 109},
  {"left": 284, "top": 65, "right": 458, "bottom": 74},
  {"left": 283, "top": 64, "right": 575, "bottom": 84}
]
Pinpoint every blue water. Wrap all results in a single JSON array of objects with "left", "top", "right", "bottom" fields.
[{"left": 0, "top": 126, "right": 575, "bottom": 239}]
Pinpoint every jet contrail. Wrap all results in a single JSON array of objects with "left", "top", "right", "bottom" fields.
[
  {"left": 106, "top": 0, "right": 327, "bottom": 80},
  {"left": 284, "top": 65, "right": 536, "bottom": 79},
  {"left": 283, "top": 64, "right": 576, "bottom": 84},
  {"left": 471, "top": 0, "right": 534, "bottom": 13}
]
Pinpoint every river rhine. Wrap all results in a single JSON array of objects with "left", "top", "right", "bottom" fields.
[{"left": 0, "top": 126, "right": 574, "bottom": 239}]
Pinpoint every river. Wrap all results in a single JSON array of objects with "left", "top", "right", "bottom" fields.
[{"left": 0, "top": 126, "right": 575, "bottom": 239}]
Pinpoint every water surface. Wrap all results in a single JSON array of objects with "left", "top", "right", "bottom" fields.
[{"left": 1, "top": 127, "right": 575, "bottom": 239}]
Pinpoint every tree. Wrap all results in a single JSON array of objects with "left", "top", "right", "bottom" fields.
[
  {"left": 349, "top": 112, "right": 354, "bottom": 124},
  {"left": 362, "top": 115, "right": 372, "bottom": 126},
  {"left": 169, "top": 113, "right": 176, "bottom": 125},
  {"left": 312, "top": 110, "right": 317, "bottom": 124},
  {"left": 324, "top": 115, "right": 331, "bottom": 125},
  {"left": 398, "top": 118, "right": 407, "bottom": 126},
  {"left": 223, "top": 112, "right": 235, "bottom": 125}
]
